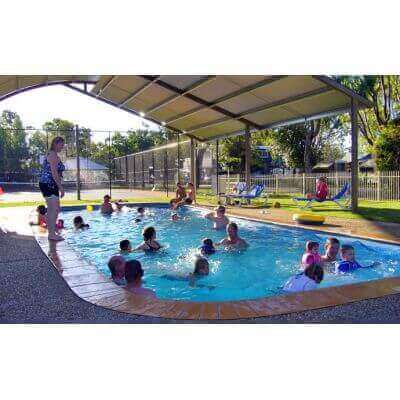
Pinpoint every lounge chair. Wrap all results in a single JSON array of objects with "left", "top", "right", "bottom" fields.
[
  {"left": 225, "top": 184, "right": 266, "bottom": 205},
  {"left": 293, "top": 182, "right": 351, "bottom": 209},
  {"left": 219, "top": 181, "right": 248, "bottom": 205}
]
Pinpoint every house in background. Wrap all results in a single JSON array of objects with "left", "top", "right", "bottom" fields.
[
  {"left": 61, "top": 157, "right": 108, "bottom": 185},
  {"left": 312, "top": 154, "right": 376, "bottom": 173}
]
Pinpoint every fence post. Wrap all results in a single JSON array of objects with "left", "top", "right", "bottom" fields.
[
  {"left": 75, "top": 125, "right": 81, "bottom": 200},
  {"left": 141, "top": 154, "right": 145, "bottom": 189},
  {"left": 275, "top": 174, "right": 279, "bottom": 194},
  {"left": 125, "top": 155, "right": 129, "bottom": 186},
  {"left": 377, "top": 170, "right": 381, "bottom": 201},
  {"left": 132, "top": 155, "right": 136, "bottom": 189},
  {"left": 302, "top": 173, "right": 305, "bottom": 196}
]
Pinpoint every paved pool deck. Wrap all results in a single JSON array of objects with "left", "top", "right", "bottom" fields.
[{"left": 1, "top": 205, "right": 400, "bottom": 323}]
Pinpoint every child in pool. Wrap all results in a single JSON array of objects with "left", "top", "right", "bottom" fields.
[
  {"left": 134, "top": 226, "right": 162, "bottom": 252},
  {"left": 283, "top": 263, "right": 324, "bottom": 293},
  {"left": 124, "top": 260, "right": 155, "bottom": 297},
  {"left": 335, "top": 244, "right": 380, "bottom": 273},
  {"left": 108, "top": 255, "right": 126, "bottom": 286},
  {"left": 37, "top": 204, "right": 47, "bottom": 227},
  {"left": 120, "top": 239, "right": 132, "bottom": 254},
  {"left": 302, "top": 241, "right": 322, "bottom": 268},
  {"left": 199, "top": 238, "right": 215, "bottom": 255},
  {"left": 204, "top": 205, "right": 229, "bottom": 230},
  {"left": 73, "top": 216, "right": 89, "bottom": 230},
  {"left": 101, "top": 194, "right": 113, "bottom": 215},
  {"left": 137, "top": 207, "right": 145, "bottom": 216},
  {"left": 56, "top": 219, "right": 65, "bottom": 230},
  {"left": 162, "top": 256, "right": 215, "bottom": 289}
]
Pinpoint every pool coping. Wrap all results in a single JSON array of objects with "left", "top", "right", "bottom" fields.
[{"left": 32, "top": 202, "right": 400, "bottom": 321}]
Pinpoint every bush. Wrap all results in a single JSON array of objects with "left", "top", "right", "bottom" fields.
[{"left": 375, "top": 125, "right": 400, "bottom": 170}]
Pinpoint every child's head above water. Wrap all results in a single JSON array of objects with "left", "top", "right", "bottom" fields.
[
  {"left": 103, "top": 194, "right": 111, "bottom": 203},
  {"left": 120, "top": 239, "right": 132, "bottom": 252},
  {"left": 142, "top": 226, "right": 156, "bottom": 241},
  {"left": 194, "top": 256, "right": 210, "bottom": 276},
  {"left": 73, "top": 215, "right": 84, "bottom": 227},
  {"left": 304, "top": 263, "right": 324, "bottom": 284},
  {"left": 37, "top": 205, "right": 47, "bottom": 215},
  {"left": 171, "top": 213, "right": 179, "bottom": 221},
  {"left": 108, "top": 255, "right": 126, "bottom": 280},
  {"left": 125, "top": 260, "right": 144, "bottom": 283},
  {"left": 325, "top": 237, "right": 340, "bottom": 258},
  {"left": 200, "top": 238, "right": 215, "bottom": 255},
  {"left": 137, "top": 207, "right": 145, "bottom": 214},
  {"left": 215, "top": 205, "right": 226, "bottom": 216},
  {"left": 305, "top": 241, "right": 319, "bottom": 254},
  {"left": 341, "top": 244, "right": 355, "bottom": 261}
]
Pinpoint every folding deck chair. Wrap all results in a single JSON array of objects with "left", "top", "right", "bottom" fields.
[
  {"left": 225, "top": 184, "right": 266, "bottom": 205},
  {"left": 293, "top": 182, "right": 351, "bottom": 209}
]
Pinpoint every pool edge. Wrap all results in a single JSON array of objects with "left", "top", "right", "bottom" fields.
[{"left": 31, "top": 202, "right": 400, "bottom": 321}]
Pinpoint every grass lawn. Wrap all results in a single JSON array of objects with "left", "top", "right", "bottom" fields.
[
  {"left": 0, "top": 196, "right": 170, "bottom": 208},
  {"left": 1, "top": 190, "right": 399, "bottom": 224},
  {"left": 195, "top": 190, "right": 400, "bottom": 224}
]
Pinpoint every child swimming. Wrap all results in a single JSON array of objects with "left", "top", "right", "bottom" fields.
[
  {"left": 73, "top": 216, "right": 89, "bottom": 230},
  {"left": 204, "top": 205, "right": 229, "bottom": 230},
  {"left": 101, "top": 194, "right": 113, "bottom": 215},
  {"left": 283, "top": 263, "right": 324, "bottom": 293},
  {"left": 134, "top": 226, "right": 162, "bottom": 252},
  {"left": 161, "top": 256, "right": 214, "bottom": 289},
  {"left": 302, "top": 241, "right": 322, "bottom": 268},
  {"left": 119, "top": 239, "right": 132, "bottom": 254},
  {"left": 335, "top": 244, "right": 380, "bottom": 273},
  {"left": 36, "top": 204, "right": 47, "bottom": 227},
  {"left": 199, "top": 238, "right": 216, "bottom": 255}
]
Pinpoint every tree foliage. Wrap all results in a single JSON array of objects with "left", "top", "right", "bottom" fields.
[{"left": 375, "top": 123, "right": 400, "bottom": 170}]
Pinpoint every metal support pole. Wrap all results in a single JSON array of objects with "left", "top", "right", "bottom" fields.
[
  {"left": 164, "top": 150, "right": 169, "bottom": 196},
  {"left": 350, "top": 98, "right": 359, "bottom": 212},
  {"left": 75, "top": 125, "right": 81, "bottom": 200},
  {"left": 177, "top": 134, "right": 180, "bottom": 183},
  {"left": 108, "top": 131, "right": 112, "bottom": 198},
  {"left": 125, "top": 155, "right": 129, "bottom": 186},
  {"left": 133, "top": 155, "right": 136, "bottom": 188},
  {"left": 152, "top": 150, "right": 155, "bottom": 188},
  {"left": 190, "top": 138, "right": 196, "bottom": 186},
  {"left": 216, "top": 140, "right": 220, "bottom": 199},
  {"left": 244, "top": 125, "right": 251, "bottom": 191},
  {"left": 141, "top": 154, "right": 145, "bottom": 189}
]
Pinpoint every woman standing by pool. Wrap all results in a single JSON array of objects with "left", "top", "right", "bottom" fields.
[{"left": 38, "top": 136, "right": 65, "bottom": 241}]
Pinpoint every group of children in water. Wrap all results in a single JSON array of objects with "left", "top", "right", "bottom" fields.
[{"left": 33, "top": 180, "right": 379, "bottom": 298}]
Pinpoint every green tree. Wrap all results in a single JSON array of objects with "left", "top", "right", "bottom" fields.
[
  {"left": 374, "top": 124, "right": 400, "bottom": 170},
  {"left": 335, "top": 75, "right": 400, "bottom": 150},
  {"left": 0, "top": 110, "right": 28, "bottom": 172}
]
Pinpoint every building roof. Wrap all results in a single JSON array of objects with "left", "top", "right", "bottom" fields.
[
  {"left": 312, "top": 162, "right": 334, "bottom": 170},
  {"left": 1, "top": 75, "right": 372, "bottom": 142}
]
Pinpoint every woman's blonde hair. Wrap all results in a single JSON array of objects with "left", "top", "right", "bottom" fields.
[{"left": 50, "top": 136, "right": 65, "bottom": 151}]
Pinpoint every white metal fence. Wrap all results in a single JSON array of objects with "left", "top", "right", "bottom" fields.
[{"left": 219, "top": 171, "right": 400, "bottom": 201}]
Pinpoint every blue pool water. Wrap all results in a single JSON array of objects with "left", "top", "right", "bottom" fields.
[{"left": 62, "top": 205, "right": 400, "bottom": 302}]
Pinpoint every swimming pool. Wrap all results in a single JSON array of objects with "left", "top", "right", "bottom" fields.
[{"left": 62, "top": 205, "right": 400, "bottom": 302}]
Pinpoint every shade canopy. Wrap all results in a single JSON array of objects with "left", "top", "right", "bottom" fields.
[{"left": 0, "top": 75, "right": 371, "bottom": 142}]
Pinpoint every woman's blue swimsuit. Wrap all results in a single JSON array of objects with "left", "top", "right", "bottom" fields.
[{"left": 39, "top": 157, "right": 65, "bottom": 197}]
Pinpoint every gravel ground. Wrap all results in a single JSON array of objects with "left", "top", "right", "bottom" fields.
[{"left": 1, "top": 229, "right": 400, "bottom": 323}]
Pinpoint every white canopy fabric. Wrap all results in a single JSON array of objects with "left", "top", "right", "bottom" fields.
[{"left": 0, "top": 75, "right": 371, "bottom": 142}]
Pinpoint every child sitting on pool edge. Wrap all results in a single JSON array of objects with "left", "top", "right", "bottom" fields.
[
  {"left": 120, "top": 239, "right": 132, "bottom": 254},
  {"left": 302, "top": 241, "right": 322, "bottom": 269},
  {"left": 335, "top": 244, "right": 380, "bottom": 273},
  {"left": 283, "top": 263, "right": 324, "bottom": 293},
  {"left": 199, "top": 238, "right": 215, "bottom": 255},
  {"left": 73, "top": 216, "right": 89, "bottom": 230}
]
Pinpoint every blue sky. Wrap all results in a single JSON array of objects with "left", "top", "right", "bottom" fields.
[{"left": 0, "top": 84, "right": 160, "bottom": 141}]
